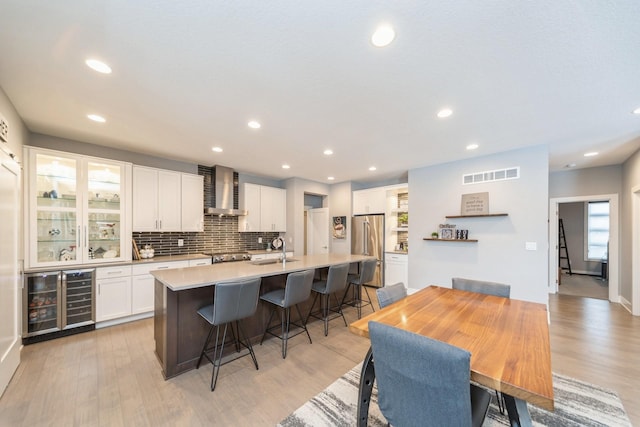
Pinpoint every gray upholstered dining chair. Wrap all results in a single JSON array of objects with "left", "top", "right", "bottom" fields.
[
  {"left": 259, "top": 269, "right": 315, "bottom": 358},
  {"left": 375, "top": 282, "right": 407, "bottom": 309},
  {"left": 306, "top": 263, "right": 350, "bottom": 336},
  {"left": 452, "top": 277, "right": 511, "bottom": 298},
  {"left": 341, "top": 258, "right": 378, "bottom": 319},
  {"left": 196, "top": 277, "right": 262, "bottom": 392},
  {"left": 368, "top": 321, "right": 492, "bottom": 427},
  {"left": 452, "top": 276, "right": 511, "bottom": 414}
]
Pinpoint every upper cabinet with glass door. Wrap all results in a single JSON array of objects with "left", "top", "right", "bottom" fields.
[{"left": 25, "top": 147, "right": 132, "bottom": 269}]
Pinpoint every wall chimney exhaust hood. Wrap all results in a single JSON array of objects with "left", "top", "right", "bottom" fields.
[{"left": 205, "top": 165, "right": 247, "bottom": 216}]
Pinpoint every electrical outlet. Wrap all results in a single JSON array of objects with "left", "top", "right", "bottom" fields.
[
  {"left": 258, "top": 237, "right": 262, "bottom": 244},
  {"left": 177, "top": 239, "right": 184, "bottom": 247}
]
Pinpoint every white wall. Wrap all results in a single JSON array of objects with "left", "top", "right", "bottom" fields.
[
  {"left": 549, "top": 165, "right": 622, "bottom": 198},
  {"left": 408, "top": 145, "right": 549, "bottom": 304},
  {"left": 329, "top": 181, "right": 353, "bottom": 254},
  {"left": 622, "top": 147, "right": 640, "bottom": 305}
]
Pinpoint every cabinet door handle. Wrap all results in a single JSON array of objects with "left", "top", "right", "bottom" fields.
[
  {"left": 84, "top": 225, "right": 88, "bottom": 248},
  {"left": 157, "top": 266, "right": 169, "bottom": 269},
  {"left": 107, "top": 270, "right": 123, "bottom": 275}
]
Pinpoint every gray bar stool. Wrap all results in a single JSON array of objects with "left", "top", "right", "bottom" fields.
[
  {"left": 195, "top": 276, "right": 262, "bottom": 392},
  {"left": 305, "top": 263, "right": 350, "bottom": 336},
  {"left": 259, "top": 269, "right": 315, "bottom": 358},
  {"left": 341, "top": 258, "right": 377, "bottom": 319}
]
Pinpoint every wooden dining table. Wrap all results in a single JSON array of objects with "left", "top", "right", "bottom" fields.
[{"left": 349, "top": 285, "right": 554, "bottom": 427}]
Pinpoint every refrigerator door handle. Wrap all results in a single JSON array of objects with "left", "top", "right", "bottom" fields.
[
  {"left": 363, "top": 221, "right": 370, "bottom": 255},
  {"left": 59, "top": 272, "right": 65, "bottom": 329}
]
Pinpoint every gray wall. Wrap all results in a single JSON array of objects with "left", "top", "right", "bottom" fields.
[
  {"left": 284, "top": 177, "right": 330, "bottom": 255},
  {"left": 558, "top": 202, "right": 601, "bottom": 275},
  {"left": 29, "top": 133, "right": 198, "bottom": 173},
  {"left": 1, "top": 86, "right": 28, "bottom": 260},
  {"left": 622, "top": 147, "right": 640, "bottom": 305},
  {"left": 550, "top": 165, "right": 622, "bottom": 198},
  {"left": 408, "top": 145, "right": 549, "bottom": 304}
]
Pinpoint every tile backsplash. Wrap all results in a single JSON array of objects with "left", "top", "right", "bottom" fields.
[{"left": 133, "top": 217, "right": 279, "bottom": 256}]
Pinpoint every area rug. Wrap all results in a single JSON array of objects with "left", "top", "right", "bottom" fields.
[{"left": 278, "top": 364, "right": 631, "bottom": 427}]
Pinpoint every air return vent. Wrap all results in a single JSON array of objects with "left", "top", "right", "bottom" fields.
[
  {"left": 462, "top": 167, "right": 519, "bottom": 185},
  {"left": 0, "top": 114, "right": 8, "bottom": 143}
]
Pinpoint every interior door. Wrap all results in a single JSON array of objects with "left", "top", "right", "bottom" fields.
[
  {"left": 307, "top": 208, "right": 329, "bottom": 254},
  {"left": 0, "top": 151, "right": 21, "bottom": 397}
]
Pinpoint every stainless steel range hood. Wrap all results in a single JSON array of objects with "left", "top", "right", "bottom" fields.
[{"left": 205, "top": 165, "right": 247, "bottom": 216}]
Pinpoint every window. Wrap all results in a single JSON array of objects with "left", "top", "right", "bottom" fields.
[{"left": 586, "top": 201, "right": 609, "bottom": 261}]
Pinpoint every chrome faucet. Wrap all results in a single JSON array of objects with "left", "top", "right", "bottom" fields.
[{"left": 280, "top": 237, "right": 287, "bottom": 264}]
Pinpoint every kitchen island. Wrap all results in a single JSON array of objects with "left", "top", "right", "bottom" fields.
[{"left": 152, "top": 253, "right": 373, "bottom": 379}]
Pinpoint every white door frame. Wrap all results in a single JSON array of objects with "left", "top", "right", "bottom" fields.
[
  {"left": 549, "top": 194, "right": 619, "bottom": 302},
  {"left": 0, "top": 151, "right": 21, "bottom": 397},
  {"left": 631, "top": 185, "right": 640, "bottom": 315}
]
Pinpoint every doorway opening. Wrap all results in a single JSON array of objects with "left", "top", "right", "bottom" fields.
[
  {"left": 303, "top": 193, "right": 329, "bottom": 256},
  {"left": 549, "top": 194, "right": 619, "bottom": 302}
]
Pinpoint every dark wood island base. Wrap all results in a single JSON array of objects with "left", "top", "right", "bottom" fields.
[{"left": 152, "top": 253, "right": 373, "bottom": 379}]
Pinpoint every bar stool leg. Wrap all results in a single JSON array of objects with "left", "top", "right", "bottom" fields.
[
  {"left": 196, "top": 325, "right": 215, "bottom": 369},
  {"left": 211, "top": 324, "right": 228, "bottom": 391},
  {"left": 260, "top": 307, "right": 277, "bottom": 345},
  {"left": 295, "top": 304, "right": 312, "bottom": 344}
]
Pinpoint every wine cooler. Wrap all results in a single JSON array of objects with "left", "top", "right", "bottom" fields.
[{"left": 23, "top": 269, "right": 96, "bottom": 343}]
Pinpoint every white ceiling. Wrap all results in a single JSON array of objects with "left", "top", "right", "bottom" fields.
[{"left": 1, "top": 1, "right": 639, "bottom": 183}]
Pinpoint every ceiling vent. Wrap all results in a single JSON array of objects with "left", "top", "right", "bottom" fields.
[
  {"left": 462, "top": 167, "right": 520, "bottom": 185},
  {"left": 0, "top": 114, "right": 8, "bottom": 143}
]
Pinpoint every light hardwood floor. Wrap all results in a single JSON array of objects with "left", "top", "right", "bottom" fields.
[{"left": 1, "top": 291, "right": 638, "bottom": 426}]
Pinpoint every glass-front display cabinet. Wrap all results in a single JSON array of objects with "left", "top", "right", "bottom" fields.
[{"left": 25, "top": 147, "right": 131, "bottom": 268}]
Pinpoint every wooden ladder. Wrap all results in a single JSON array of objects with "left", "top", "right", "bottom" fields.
[{"left": 558, "top": 218, "right": 572, "bottom": 275}]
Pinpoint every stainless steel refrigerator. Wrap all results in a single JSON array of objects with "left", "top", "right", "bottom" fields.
[{"left": 352, "top": 214, "right": 384, "bottom": 287}]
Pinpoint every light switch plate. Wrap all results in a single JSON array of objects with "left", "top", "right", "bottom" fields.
[
  {"left": 525, "top": 242, "right": 537, "bottom": 251},
  {"left": 0, "top": 114, "right": 8, "bottom": 143}
]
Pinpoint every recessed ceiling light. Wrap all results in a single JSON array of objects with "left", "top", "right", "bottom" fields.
[
  {"left": 437, "top": 108, "right": 453, "bottom": 118},
  {"left": 466, "top": 143, "right": 479, "bottom": 150},
  {"left": 87, "top": 114, "right": 106, "bottom": 123},
  {"left": 85, "top": 59, "right": 112, "bottom": 74},
  {"left": 369, "top": 166, "right": 377, "bottom": 171},
  {"left": 248, "top": 120, "right": 261, "bottom": 129},
  {"left": 633, "top": 107, "right": 640, "bottom": 115},
  {"left": 371, "top": 25, "right": 395, "bottom": 47},
  {"left": 212, "top": 147, "right": 223, "bottom": 153},
  {"left": 565, "top": 163, "right": 577, "bottom": 168},
  {"left": 328, "top": 176, "right": 335, "bottom": 181},
  {"left": 584, "top": 152, "right": 599, "bottom": 157},
  {"left": 282, "top": 164, "right": 290, "bottom": 169},
  {"left": 323, "top": 149, "right": 334, "bottom": 156}
]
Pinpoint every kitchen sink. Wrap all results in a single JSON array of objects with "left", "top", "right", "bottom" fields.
[{"left": 249, "top": 258, "right": 298, "bottom": 265}]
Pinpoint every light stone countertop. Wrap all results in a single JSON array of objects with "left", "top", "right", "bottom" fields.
[
  {"left": 24, "top": 253, "right": 211, "bottom": 273},
  {"left": 151, "top": 253, "right": 374, "bottom": 291}
]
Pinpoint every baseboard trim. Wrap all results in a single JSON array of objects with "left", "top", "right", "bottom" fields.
[
  {"left": 96, "top": 311, "right": 153, "bottom": 329},
  {"left": 620, "top": 296, "right": 632, "bottom": 314}
]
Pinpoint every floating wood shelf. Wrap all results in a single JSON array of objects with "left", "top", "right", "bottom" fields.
[
  {"left": 445, "top": 213, "right": 508, "bottom": 219},
  {"left": 423, "top": 238, "right": 478, "bottom": 242}
]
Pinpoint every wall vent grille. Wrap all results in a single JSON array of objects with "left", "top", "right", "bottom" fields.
[
  {"left": 0, "top": 114, "right": 8, "bottom": 143},
  {"left": 462, "top": 166, "right": 520, "bottom": 185}
]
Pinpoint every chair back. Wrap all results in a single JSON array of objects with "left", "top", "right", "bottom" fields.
[
  {"left": 369, "top": 321, "right": 473, "bottom": 426},
  {"left": 452, "top": 277, "right": 511, "bottom": 298},
  {"left": 354, "top": 258, "right": 377, "bottom": 285},
  {"left": 212, "top": 277, "right": 262, "bottom": 325},
  {"left": 376, "top": 282, "right": 407, "bottom": 309},
  {"left": 324, "top": 263, "right": 350, "bottom": 294},
  {"left": 283, "top": 269, "right": 315, "bottom": 307}
]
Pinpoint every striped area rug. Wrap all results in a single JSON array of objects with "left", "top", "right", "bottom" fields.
[{"left": 278, "top": 364, "right": 631, "bottom": 427}]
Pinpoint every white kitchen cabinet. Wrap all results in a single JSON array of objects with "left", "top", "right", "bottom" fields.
[
  {"left": 261, "top": 185, "right": 287, "bottom": 231},
  {"left": 188, "top": 258, "right": 212, "bottom": 267},
  {"left": 238, "top": 183, "right": 287, "bottom": 232},
  {"left": 181, "top": 173, "right": 204, "bottom": 232},
  {"left": 353, "top": 188, "right": 386, "bottom": 215},
  {"left": 96, "top": 265, "right": 132, "bottom": 322},
  {"left": 131, "top": 260, "right": 190, "bottom": 315},
  {"left": 133, "top": 167, "right": 202, "bottom": 232},
  {"left": 24, "top": 147, "right": 132, "bottom": 269},
  {"left": 132, "top": 166, "right": 181, "bottom": 232},
  {"left": 385, "top": 253, "right": 408, "bottom": 288}
]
